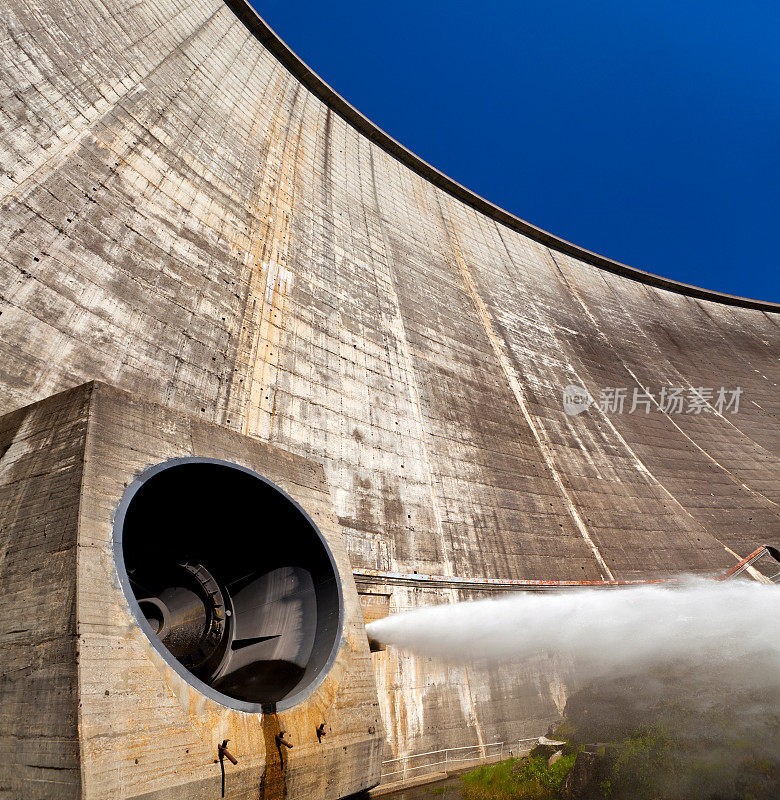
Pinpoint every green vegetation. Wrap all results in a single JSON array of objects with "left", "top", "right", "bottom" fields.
[
  {"left": 456, "top": 725, "right": 778, "bottom": 800},
  {"left": 558, "top": 670, "right": 779, "bottom": 800},
  {"left": 594, "top": 728, "right": 780, "bottom": 800},
  {"left": 461, "top": 754, "right": 576, "bottom": 800},
  {"left": 458, "top": 667, "right": 778, "bottom": 800},
  {"left": 598, "top": 729, "right": 672, "bottom": 800}
]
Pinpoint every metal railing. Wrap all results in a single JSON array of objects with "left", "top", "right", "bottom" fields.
[
  {"left": 513, "top": 737, "right": 542, "bottom": 756},
  {"left": 382, "top": 737, "right": 539, "bottom": 782}
]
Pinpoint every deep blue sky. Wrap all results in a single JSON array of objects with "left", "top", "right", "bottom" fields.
[{"left": 253, "top": 1, "right": 780, "bottom": 303}]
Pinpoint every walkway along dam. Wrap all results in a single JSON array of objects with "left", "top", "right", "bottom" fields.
[{"left": 0, "top": 0, "right": 778, "bottom": 797}]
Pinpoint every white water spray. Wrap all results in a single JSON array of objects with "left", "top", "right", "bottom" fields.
[
  {"left": 366, "top": 578, "right": 779, "bottom": 680},
  {"left": 368, "top": 578, "right": 780, "bottom": 799}
]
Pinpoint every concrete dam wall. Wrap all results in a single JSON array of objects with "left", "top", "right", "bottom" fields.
[{"left": 0, "top": 0, "right": 778, "bottom": 793}]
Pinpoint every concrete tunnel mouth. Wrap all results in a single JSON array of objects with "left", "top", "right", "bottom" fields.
[{"left": 113, "top": 457, "right": 343, "bottom": 713}]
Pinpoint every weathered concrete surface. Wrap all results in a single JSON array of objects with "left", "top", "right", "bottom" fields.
[
  {"left": 0, "top": 0, "right": 778, "bottom": 777},
  {"left": 0, "top": 385, "right": 87, "bottom": 797},
  {"left": 0, "top": 382, "right": 382, "bottom": 799}
]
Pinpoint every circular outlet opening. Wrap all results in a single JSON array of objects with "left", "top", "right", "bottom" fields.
[{"left": 113, "top": 458, "right": 343, "bottom": 712}]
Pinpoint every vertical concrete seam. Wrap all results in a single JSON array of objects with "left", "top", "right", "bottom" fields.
[
  {"left": 548, "top": 251, "right": 777, "bottom": 511},
  {"left": 238, "top": 81, "right": 305, "bottom": 439},
  {"left": 367, "top": 149, "right": 487, "bottom": 756},
  {"left": 439, "top": 197, "right": 614, "bottom": 580},
  {"left": 222, "top": 56, "right": 286, "bottom": 423},
  {"left": 366, "top": 150, "right": 453, "bottom": 577},
  {"left": 74, "top": 382, "right": 98, "bottom": 799},
  {"left": 608, "top": 281, "right": 776, "bottom": 462},
  {"left": 546, "top": 251, "right": 775, "bottom": 581},
  {"left": 681, "top": 298, "right": 777, "bottom": 450}
]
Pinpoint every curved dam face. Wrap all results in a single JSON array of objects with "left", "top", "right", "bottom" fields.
[{"left": 0, "top": 0, "right": 778, "bottom": 782}]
